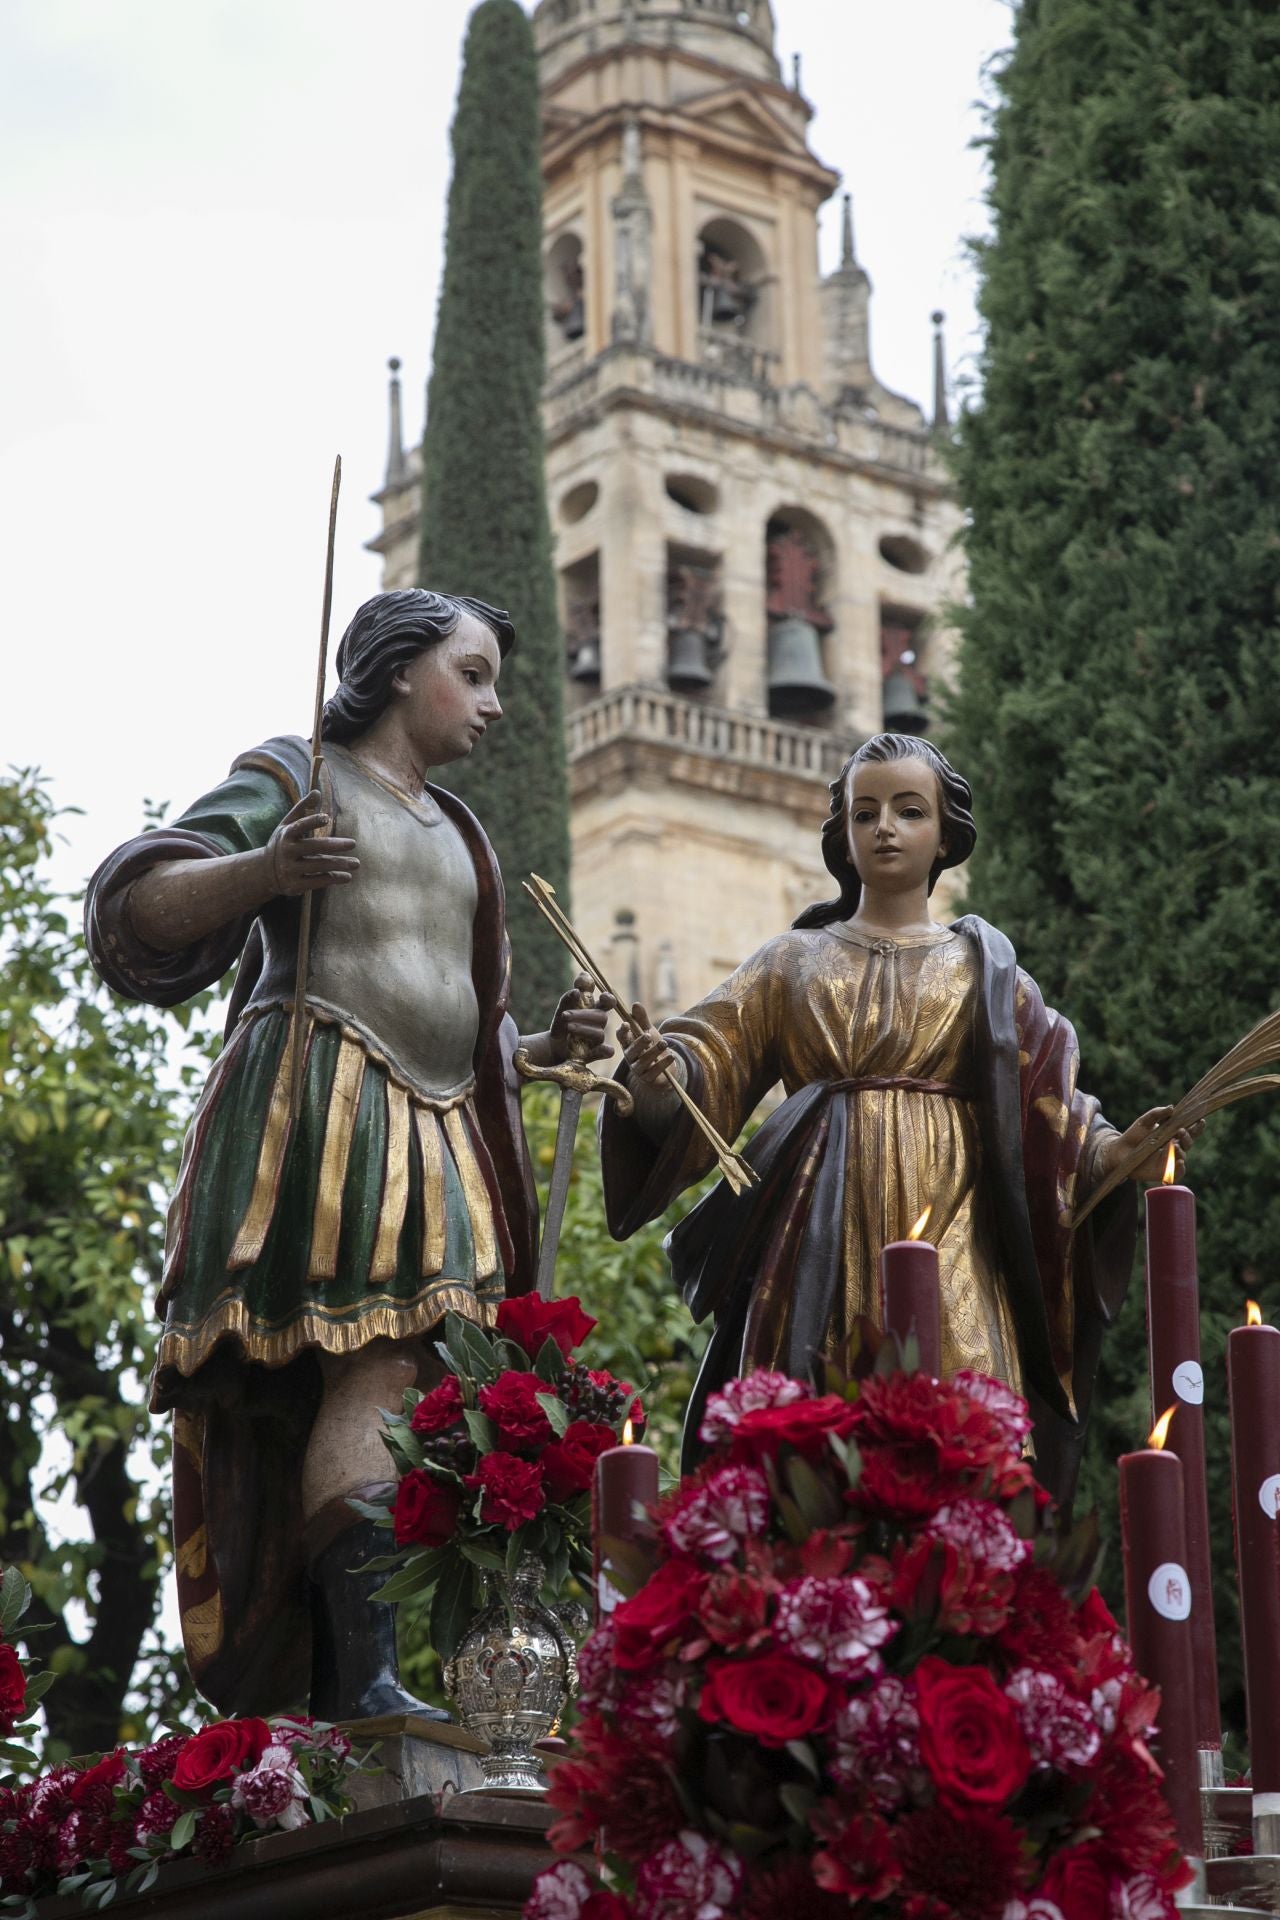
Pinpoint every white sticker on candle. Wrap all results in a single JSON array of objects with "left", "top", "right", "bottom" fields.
[
  {"left": 1146, "top": 1563, "right": 1191, "bottom": 1621},
  {"left": 1258, "top": 1475, "right": 1280, "bottom": 1519},
  {"left": 1171, "top": 1360, "right": 1203, "bottom": 1405},
  {"left": 597, "top": 1572, "right": 626, "bottom": 1616}
]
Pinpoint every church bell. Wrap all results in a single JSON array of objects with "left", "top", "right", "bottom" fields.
[
  {"left": 569, "top": 639, "right": 602, "bottom": 685},
  {"left": 667, "top": 627, "right": 715, "bottom": 692},
  {"left": 882, "top": 668, "right": 929, "bottom": 735},
  {"left": 766, "top": 616, "right": 835, "bottom": 716}
]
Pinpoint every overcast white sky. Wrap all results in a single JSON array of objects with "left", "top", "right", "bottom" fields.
[{"left": 1, "top": 0, "right": 1010, "bottom": 891}]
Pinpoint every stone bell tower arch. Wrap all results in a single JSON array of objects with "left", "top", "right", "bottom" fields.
[{"left": 372, "top": 0, "right": 963, "bottom": 1007}]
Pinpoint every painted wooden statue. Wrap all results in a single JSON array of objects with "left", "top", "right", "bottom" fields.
[
  {"left": 601, "top": 734, "right": 1195, "bottom": 1505},
  {"left": 87, "top": 589, "right": 607, "bottom": 1718}
]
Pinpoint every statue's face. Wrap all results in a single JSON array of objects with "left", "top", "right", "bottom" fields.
[
  {"left": 845, "top": 755, "right": 946, "bottom": 895},
  {"left": 392, "top": 611, "right": 503, "bottom": 767}
]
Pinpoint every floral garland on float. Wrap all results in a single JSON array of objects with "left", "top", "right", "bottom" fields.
[
  {"left": 526, "top": 1333, "right": 1194, "bottom": 1920},
  {"left": 0, "top": 1566, "right": 375, "bottom": 1914}
]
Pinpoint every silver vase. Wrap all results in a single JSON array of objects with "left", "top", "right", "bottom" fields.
[{"left": 443, "top": 1552, "right": 584, "bottom": 1791}]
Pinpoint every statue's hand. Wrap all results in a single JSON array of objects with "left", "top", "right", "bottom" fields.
[
  {"left": 519, "top": 974, "right": 615, "bottom": 1070},
  {"left": 1108, "top": 1105, "right": 1203, "bottom": 1186},
  {"left": 266, "top": 790, "right": 359, "bottom": 897},
  {"left": 620, "top": 1001, "right": 684, "bottom": 1090},
  {"left": 546, "top": 972, "right": 615, "bottom": 1065}
]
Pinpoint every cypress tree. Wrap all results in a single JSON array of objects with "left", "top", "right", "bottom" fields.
[
  {"left": 419, "top": 0, "right": 569, "bottom": 1024},
  {"left": 947, "top": 0, "right": 1280, "bottom": 1742}
]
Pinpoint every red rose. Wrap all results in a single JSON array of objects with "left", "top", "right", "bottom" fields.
[
  {"left": 393, "top": 1468, "right": 463, "bottom": 1547},
  {"left": 468, "top": 1451, "right": 546, "bottom": 1531},
  {"left": 541, "top": 1420, "right": 616, "bottom": 1501},
  {"left": 171, "top": 1717, "right": 271, "bottom": 1795},
  {"left": 612, "top": 1559, "right": 708, "bottom": 1670},
  {"left": 410, "top": 1375, "right": 465, "bottom": 1436},
  {"left": 479, "top": 1370, "right": 556, "bottom": 1450},
  {"left": 697, "top": 1652, "right": 836, "bottom": 1746},
  {"left": 914, "top": 1656, "right": 1031, "bottom": 1809},
  {"left": 71, "top": 1750, "right": 126, "bottom": 1806},
  {"left": 728, "top": 1394, "right": 858, "bottom": 1461},
  {"left": 496, "top": 1294, "right": 597, "bottom": 1358},
  {"left": 1039, "top": 1845, "right": 1112, "bottom": 1920},
  {"left": 0, "top": 1643, "right": 26, "bottom": 1733}
]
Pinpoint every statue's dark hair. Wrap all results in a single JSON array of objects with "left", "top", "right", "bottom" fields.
[
  {"left": 321, "top": 588, "right": 516, "bottom": 744},
  {"left": 792, "top": 733, "right": 977, "bottom": 930}
]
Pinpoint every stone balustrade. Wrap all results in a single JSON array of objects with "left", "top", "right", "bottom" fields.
[
  {"left": 544, "top": 345, "right": 938, "bottom": 483},
  {"left": 567, "top": 683, "right": 856, "bottom": 781}
]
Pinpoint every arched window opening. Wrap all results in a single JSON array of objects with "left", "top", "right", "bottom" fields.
[
  {"left": 696, "top": 216, "right": 772, "bottom": 380},
  {"left": 666, "top": 544, "right": 724, "bottom": 697},
  {"left": 880, "top": 603, "right": 929, "bottom": 735},
  {"left": 546, "top": 231, "right": 585, "bottom": 346},
  {"left": 562, "top": 552, "right": 601, "bottom": 696},
  {"left": 765, "top": 510, "right": 836, "bottom": 723}
]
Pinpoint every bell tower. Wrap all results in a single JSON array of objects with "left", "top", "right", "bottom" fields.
[{"left": 372, "top": 0, "right": 963, "bottom": 1007}]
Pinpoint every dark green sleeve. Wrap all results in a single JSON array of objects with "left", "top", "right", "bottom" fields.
[{"left": 171, "top": 764, "right": 293, "bottom": 856}]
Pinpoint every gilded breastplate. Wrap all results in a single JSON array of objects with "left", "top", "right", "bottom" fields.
[{"left": 246, "top": 747, "right": 480, "bottom": 1098}]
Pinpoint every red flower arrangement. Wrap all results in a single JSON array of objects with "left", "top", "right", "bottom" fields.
[
  {"left": 526, "top": 1345, "right": 1192, "bottom": 1920},
  {"left": 0, "top": 1714, "right": 373, "bottom": 1909},
  {"left": 366, "top": 1299, "right": 642, "bottom": 1659}
]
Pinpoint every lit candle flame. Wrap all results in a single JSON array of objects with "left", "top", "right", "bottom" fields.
[
  {"left": 1162, "top": 1143, "right": 1177, "bottom": 1186},
  {"left": 908, "top": 1206, "right": 933, "bottom": 1243},
  {"left": 1148, "top": 1405, "right": 1176, "bottom": 1451},
  {"left": 622, "top": 1418, "right": 635, "bottom": 1446},
  {"left": 1247, "top": 1300, "right": 1263, "bottom": 1328}
]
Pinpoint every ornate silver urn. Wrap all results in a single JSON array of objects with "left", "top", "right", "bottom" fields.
[{"left": 443, "top": 1553, "right": 584, "bottom": 1791}]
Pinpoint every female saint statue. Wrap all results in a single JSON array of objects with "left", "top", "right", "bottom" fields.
[
  {"left": 600, "top": 734, "right": 1192, "bottom": 1505},
  {"left": 87, "top": 589, "right": 607, "bottom": 1719}
]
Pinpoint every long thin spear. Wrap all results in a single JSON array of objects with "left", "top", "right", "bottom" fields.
[
  {"left": 522, "top": 874, "right": 759, "bottom": 1195},
  {"left": 288, "top": 455, "right": 343, "bottom": 1124}
]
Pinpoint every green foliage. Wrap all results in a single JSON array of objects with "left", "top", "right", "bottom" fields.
[
  {"left": 946, "top": 0, "right": 1280, "bottom": 1740},
  {"left": 418, "top": 0, "right": 570, "bottom": 1027},
  {"left": 0, "top": 771, "right": 214, "bottom": 1760}
]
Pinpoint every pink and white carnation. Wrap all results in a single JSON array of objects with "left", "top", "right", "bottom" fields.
[
  {"left": 925, "top": 1496, "right": 1032, "bottom": 1572},
  {"left": 576, "top": 1616, "right": 623, "bottom": 1714},
  {"left": 952, "top": 1370, "right": 1033, "bottom": 1448},
  {"left": 1002, "top": 1902, "right": 1067, "bottom": 1920},
  {"left": 634, "top": 1832, "right": 743, "bottom": 1920},
  {"left": 230, "top": 1744, "right": 310, "bottom": 1832},
  {"left": 527, "top": 1860, "right": 597, "bottom": 1920},
  {"left": 772, "top": 1575, "right": 896, "bottom": 1680},
  {"left": 134, "top": 1789, "right": 179, "bottom": 1846},
  {"left": 661, "top": 1466, "right": 770, "bottom": 1563},
  {"left": 699, "top": 1372, "right": 808, "bottom": 1446},
  {"left": 1090, "top": 1677, "right": 1123, "bottom": 1735},
  {"left": 623, "top": 1671, "right": 691, "bottom": 1744},
  {"left": 829, "top": 1672, "right": 923, "bottom": 1809},
  {"left": 1111, "top": 1875, "right": 1178, "bottom": 1920},
  {"left": 1006, "top": 1668, "right": 1101, "bottom": 1770}
]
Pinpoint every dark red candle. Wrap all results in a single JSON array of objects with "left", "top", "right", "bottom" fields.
[
  {"left": 592, "top": 1428, "right": 659, "bottom": 1621},
  {"left": 1145, "top": 1172, "right": 1221, "bottom": 1759},
  {"left": 1119, "top": 1423, "right": 1204, "bottom": 1860},
  {"left": 880, "top": 1210, "right": 941, "bottom": 1377},
  {"left": 1227, "top": 1306, "right": 1280, "bottom": 1794}
]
